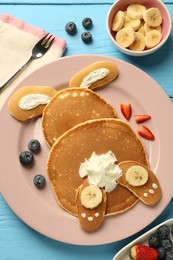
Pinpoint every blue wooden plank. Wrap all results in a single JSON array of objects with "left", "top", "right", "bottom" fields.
[{"left": 0, "top": 0, "right": 172, "bottom": 4}]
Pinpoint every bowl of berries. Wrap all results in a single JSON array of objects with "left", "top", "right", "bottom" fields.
[
  {"left": 113, "top": 218, "right": 173, "bottom": 259},
  {"left": 106, "top": 0, "right": 171, "bottom": 56}
]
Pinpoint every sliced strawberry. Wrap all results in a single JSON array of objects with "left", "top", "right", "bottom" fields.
[
  {"left": 120, "top": 103, "right": 132, "bottom": 120},
  {"left": 138, "top": 125, "right": 155, "bottom": 140},
  {"left": 135, "top": 115, "right": 151, "bottom": 124},
  {"left": 130, "top": 245, "right": 158, "bottom": 260}
]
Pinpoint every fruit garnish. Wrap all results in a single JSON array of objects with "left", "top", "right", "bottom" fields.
[
  {"left": 137, "top": 125, "right": 155, "bottom": 140},
  {"left": 19, "top": 151, "right": 34, "bottom": 167},
  {"left": 28, "top": 139, "right": 41, "bottom": 154},
  {"left": 65, "top": 22, "right": 77, "bottom": 35},
  {"left": 80, "top": 185, "right": 102, "bottom": 209},
  {"left": 126, "top": 165, "right": 148, "bottom": 187},
  {"left": 134, "top": 114, "right": 151, "bottom": 124},
  {"left": 82, "top": 18, "right": 93, "bottom": 29},
  {"left": 120, "top": 103, "right": 132, "bottom": 120},
  {"left": 33, "top": 175, "right": 46, "bottom": 189},
  {"left": 130, "top": 244, "right": 158, "bottom": 260},
  {"left": 143, "top": 7, "right": 162, "bottom": 27},
  {"left": 81, "top": 32, "right": 92, "bottom": 44}
]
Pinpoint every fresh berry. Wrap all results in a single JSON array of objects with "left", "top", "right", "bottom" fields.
[
  {"left": 157, "top": 247, "right": 166, "bottom": 259},
  {"left": 157, "top": 225, "right": 170, "bottom": 239},
  {"left": 82, "top": 18, "right": 93, "bottom": 29},
  {"left": 81, "top": 32, "right": 92, "bottom": 44},
  {"left": 19, "top": 151, "right": 34, "bottom": 167},
  {"left": 166, "top": 251, "right": 173, "bottom": 260},
  {"left": 137, "top": 125, "right": 155, "bottom": 140},
  {"left": 134, "top": 114, "right": 151, "bottom": 124},
  {"left": 148, "top": 232, "right": 161, "bottom": 249},
  {"left": 160, "top": 238, "right": 173, "bottom": 251},
  {"left": 130, "top": 245, "right": 158, "bottom": 260},
  {"left": 33, "top": 175, "right": 46, "bottom": 189},
  {"left": 120, "top": 103, "right": 132, "bottom": 120},
  {"left": 28, "top": 139, "right": 41, "bottom": 154},
  {"left": 171, "top": 226, "right": 173, "bottom": 236},
  {"left": 65, "top": 22, "right": 77, "bottom": 35}
]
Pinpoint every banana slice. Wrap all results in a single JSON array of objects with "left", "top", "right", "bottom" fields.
[
  {"left": 116, "top": 27, "right": 135, "bottom": 48},
  {"left": 137, "top": 26, "right": 146, "bottom": 36},
  {"left": 124, "top": 16, "right": 141, "bottom": 31},
  {"left": 80, "top": 185, "right": 102, "bottom": 209},
  {"left": 145, "top": 29, "right": 162, "bottom": 48},
  {"left": 126, "top": 165, "right": 148, "bottom": 186},
  {"left": 144, "top": 23, "right": 161, "bottom": 34},
  {"left": 112, "top": 10, "right": 125, "bottom": 32},
  {"left": 127, "top": 4, "right": 146, "bottom": 19},
  {"left": 143, "top": 7, "right": 162, "bottom": 27},
  {"left": 129, "top": 32, "right": 145, "bottom": 51}
]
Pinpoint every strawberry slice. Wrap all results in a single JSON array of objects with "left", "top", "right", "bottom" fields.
[
  {"left": 130, "top": 245, "right": 158, "bottom": 260},
  {"left": 138, "top": 125, "right": 155, "bottom": 140},
  {"left": 120, "top": 103, "right": 132, "bottom": 120},
  {"left": 135, "top": 115, "right": 151, "bottom": 124}
]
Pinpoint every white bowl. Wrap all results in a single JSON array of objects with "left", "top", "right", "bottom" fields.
[{"left": 106, "top": 0, "right": 172, "bottom": 56}]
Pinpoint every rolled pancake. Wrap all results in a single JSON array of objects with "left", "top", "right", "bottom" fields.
[
  {"left": 42, "top": 88, "right": 116, "bottom": 147},
  {"left": 47, "top": 118, "right": 149, "bottom": 216}
]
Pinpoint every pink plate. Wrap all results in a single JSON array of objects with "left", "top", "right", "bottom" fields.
[{"left": 0, "top": 54, "right": 173, "bottom": 245}]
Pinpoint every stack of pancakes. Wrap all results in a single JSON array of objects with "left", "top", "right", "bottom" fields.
[{"left": 42, "top": 87, "right": 153, "bottom": 231}]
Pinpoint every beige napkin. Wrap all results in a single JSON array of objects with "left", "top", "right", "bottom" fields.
[{"left": 0, "top": 13, "right": 66, "bottom": 109}]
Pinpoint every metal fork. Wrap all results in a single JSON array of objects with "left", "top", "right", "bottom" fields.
[{"left": 0, "top": 32, "right": 55, "bottom": 93}]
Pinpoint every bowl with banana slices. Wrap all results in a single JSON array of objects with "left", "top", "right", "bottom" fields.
[{"left": 106, "top": 0, "right": 171, "bottom": 56}]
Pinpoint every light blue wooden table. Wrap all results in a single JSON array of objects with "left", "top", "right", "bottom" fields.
[{"left": 0, "top": 1, "right": 173, "bottom": 259}]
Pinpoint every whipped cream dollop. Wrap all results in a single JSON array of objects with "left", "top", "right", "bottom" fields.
[
  {"left": 19, "top": 94, "right": 51, "bottom": 110},
  {"left": 79, "top": 151, "right": 122, "bottom": 192},
  {"left": 80, "top": 68, "right": 109, "bottom": 88}
]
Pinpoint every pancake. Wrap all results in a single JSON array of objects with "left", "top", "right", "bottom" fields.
[
  {"left": 42, "top": 87, "right": 116, "bottom": 147},
  {"left": 8, "top": 85, "right": 57, "bottom": 121},
  {"left": 47, "top": 118, "right": 148, "bottom": 217},
  {"left": 76, "top": 179, "right": 107, "bottom": 232},
  {"left": 69, "top": 61, "right": 119, "bottom": 90},
  {"left": 118, "top": 161, "right": 161, "bottom": 206}
]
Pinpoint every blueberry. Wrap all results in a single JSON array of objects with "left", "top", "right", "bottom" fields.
[
  {"left": 157, "top": 247, "right": 167, "bottom": 259},
  {"left": 157, "top": 225, "right": 170, "bottom": 239},
  {"left": 161, "top": 238, "right": 173, "bottom": 251},
  {"left": 148, "top": 232, "right": 161, "bottom": 249},
  {"left": 82, "top": 18, "right": 93, "bottom": 29},
  {"left": 166, "top": 251, "right": 173, "bottom": 260},
  {"left": 19, "top": 151, "right": 34, "bottom": 167},
  {"left": 81, "top": 32, "right": 92, "bottom": 44},
  {"left": 171, "top": 226, "right": 173, "bottom": 236},
  {"left": 28, "top": 139, "right": 41, "bottom": 154},
  {"left": 33, "top": 175, "right": 46, "bottom": 189},
  {"left": 65, "top": 22, "right": 77, "bottom": 35}
]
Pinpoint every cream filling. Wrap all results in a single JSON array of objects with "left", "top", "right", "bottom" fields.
[
  {"left": 80, "top": 68, "right": 109, "bottom": 88},
  {"left": 19, "top": 94, "right": 51, "bottom": 110}
]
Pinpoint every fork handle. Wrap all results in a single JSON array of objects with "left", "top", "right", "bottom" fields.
[{"left": 0, "top": 57, "right": 32, "bottom": 93}]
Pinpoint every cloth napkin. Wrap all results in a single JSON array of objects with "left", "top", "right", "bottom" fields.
[{"left": 0, "top": 13, "right": 66, "bottom": 109}]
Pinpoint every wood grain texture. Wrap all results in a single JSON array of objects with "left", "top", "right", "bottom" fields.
[{"left": 0, "top": 1, "right": 173, "bottom": 259}]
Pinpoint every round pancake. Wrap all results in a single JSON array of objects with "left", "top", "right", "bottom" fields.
[
  {"left": 42, "top": 88, "right": 116, "bottom": 147},
  {"left": 47, "top": 118, "right": 148, "bottom": 217}
]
